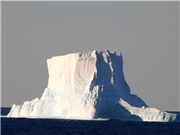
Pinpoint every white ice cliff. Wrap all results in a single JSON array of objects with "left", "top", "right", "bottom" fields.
[{"left": 7, "top": 50, "right": 179, "bottom": 122}]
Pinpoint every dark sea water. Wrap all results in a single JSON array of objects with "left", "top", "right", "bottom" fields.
[
  {"left": 1, "top": 108, "right": 180, "bottom": 135},
  {"left": 1, "top": 118, "right": 180, "bottom": 135}
]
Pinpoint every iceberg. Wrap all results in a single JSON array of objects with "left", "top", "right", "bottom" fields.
[{"left": 7, "top": 50, "right": 179, "bottom": 122}]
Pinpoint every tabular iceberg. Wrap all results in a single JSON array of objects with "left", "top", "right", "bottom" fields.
[{"left": 7, "top": 50, "right": 179, "bottom": 122}]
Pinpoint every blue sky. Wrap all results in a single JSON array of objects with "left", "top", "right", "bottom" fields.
[{"left": 2, "top": 2, "right": 179, "bottom": 111}]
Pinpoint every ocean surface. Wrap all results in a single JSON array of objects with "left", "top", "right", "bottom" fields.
[{"left": 1, "top": 108, "right": 180, "bottom": 135}]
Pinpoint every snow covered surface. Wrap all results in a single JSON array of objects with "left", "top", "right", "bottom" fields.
[{"left": 7, "top": 50, "right": 179, "bottom": 122}]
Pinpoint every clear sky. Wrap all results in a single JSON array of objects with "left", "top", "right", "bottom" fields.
[{"left": 2, "top": 2, "right": 179, "bottom": 111}]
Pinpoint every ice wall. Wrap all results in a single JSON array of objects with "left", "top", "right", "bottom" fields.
[{"left": 7, "top": 50, "right": 179, "bottom": 122}]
